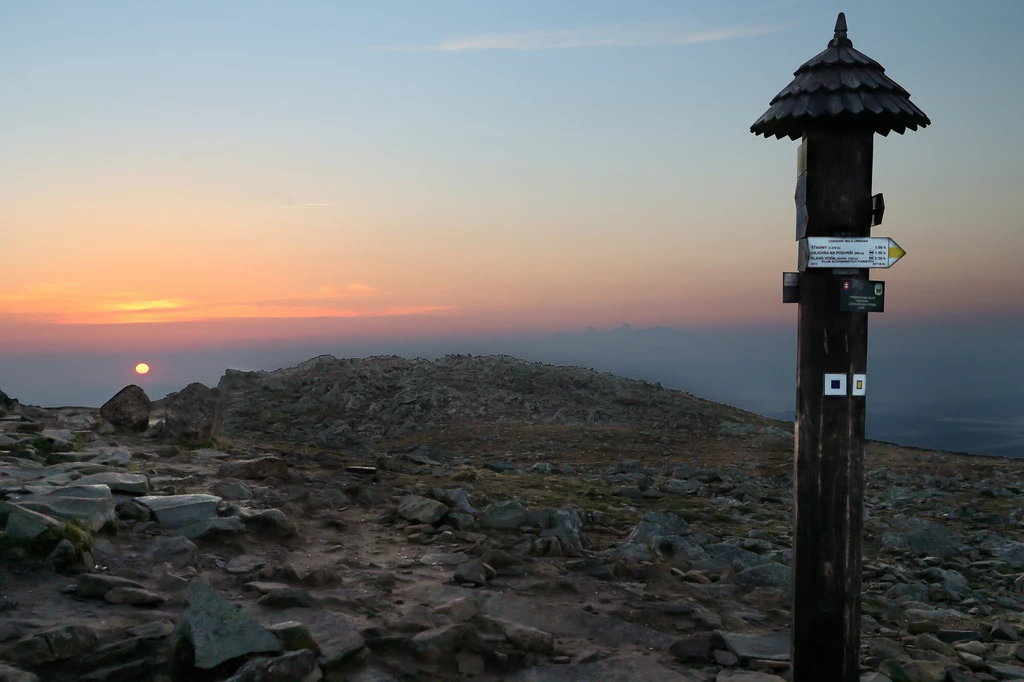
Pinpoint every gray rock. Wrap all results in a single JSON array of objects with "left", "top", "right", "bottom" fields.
[
  {"left": 879, "top": 518, "right": 966, "bottom": 558},
  {"left": 218, "top": 457, "right": 290, "bottom": 481},
  {"left": 719, "top": 631, "right": 790, "bottom": 663},
  {"left": 411, "top": 624, "right": 474, "bottom": 661},
  {"left": 626, "top": 511, "right": 689, "bottom": 544},
  {"left": 258, "top": 588, "right": 318, "bottom": 609},
  {"left": 503, "top": 655, "right": 696, "bottom": 681},
  {"left": 104, "top": 587, "right": 166, "bottom": 606},
  {"left": 550, "top": 507, "right": 588, "bottom": 556},
  {"left": 255, "top": 509, "right": 297, "bottom": 537},
  {"left": 716, "top": 673, "right": 787, "bottom": 682},
  {"left": 77, "top": 574, "right": 146, "bottom": 599},
  {"left": 136, "top": 493, "right": 221, "bottom": 529},
  {"left": 480, "top": 501, "right": 530, "bottom": 529},
  {"left": 434, "top": 488, "right": 476, "bottom": 515},
  {"left": 68, "top": 472, "right": 149, "bottom": 495},
  {"left": 265, "top": 621, "right": 320, "bottom": 654},
  {"left": 173, "top": 580, "right": 282, "bottom": 669},
  {"left": 99, "top": 385, "right": 151, "bottom": 432},
  {"left": 178, "top": 515, "right": 246, "bottom": 539},
  {"left": 877, "top": 659, "right": 947, "bottom": 682},
  {"left": 397, "top": 495, "right": 448, "bottom": 525},
  {"left": 164, "top": 382, "right": 220, "bottom": 444},
  {"left": 225, "top": 649, "right": 319, "bottom": 682},
  {"left": 13, "top": 485, "right": 115, "bottom": 531},
  {"left": 4, "top": 506, "right": 63, "bottom": 540},
  {"left": 706, "top": 543, "right": 770, "bottom": 570},
  {"left": 226, "top": 555, "right": 268, "bottom": 574},
  {"left": 732, "top": 563, "right": 791, "bottom": 593},
  {"left": 0, "top": 662, "right": 40, "bottom": 682},
  {"left": 454, "top": 559, "right": 488, "bottom": 585},
  {"left": 477, "top": 616, "right": 554, "bottom": 653},
  {"left": 211, "top": 479, "right": 253, "bottom": 501}
]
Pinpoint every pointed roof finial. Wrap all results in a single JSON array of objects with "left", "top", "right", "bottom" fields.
[{"left": 830, "top": 12, "right": 852, "bottom": 47}]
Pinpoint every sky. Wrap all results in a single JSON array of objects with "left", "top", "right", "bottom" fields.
[{"left": 1, "top": 1, "right": 1023, "bottom": 454}]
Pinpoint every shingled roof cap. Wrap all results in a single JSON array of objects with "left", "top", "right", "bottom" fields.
[{"left": 751, "top": 12, "right": 931, "bottom": 140}]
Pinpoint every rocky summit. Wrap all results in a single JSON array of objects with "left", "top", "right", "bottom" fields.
[{"left": 2, "top": 354, "right": 1024, "bottom": 681}]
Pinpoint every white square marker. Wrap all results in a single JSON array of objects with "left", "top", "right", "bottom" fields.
[
  {"left": 824, "top": 374, "right": 847, "bottom": 396},
  {"left": 852, "top": 374, "right": 867, "bottom": 396}
]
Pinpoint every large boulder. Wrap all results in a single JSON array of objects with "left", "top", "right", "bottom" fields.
[
  {"left": 99, "top": 385, "right": 151, "bottom": 432},
  {"left": 164, "top": 383, "right": 221, "bottom": 444}
]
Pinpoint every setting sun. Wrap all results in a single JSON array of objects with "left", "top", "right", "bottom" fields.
[{"left": 135, "top": 363, "right": 150, "bottom": 375}]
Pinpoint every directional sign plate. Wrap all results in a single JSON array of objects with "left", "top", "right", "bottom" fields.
[{"left": 803, "top": 237, "right": 906, "bottom": 269}]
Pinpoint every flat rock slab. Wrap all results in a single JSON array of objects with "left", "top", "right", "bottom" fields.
[
  {"left": 245, "top": 605, "right": 365, "bottom": 669},
  {"left": 174, "top": 581, "right": 282, "bottom": 669},
  {"left": 69, "top": 472, "right": 149, "bottom": 495},
  {"left": 480, "top": 594, "right": 674, "bottom": 650},
  {"left": 719, "top": 631, "right": 790, "bottom": 663},
  {"left": 13, "top": 485, "right": 115, "bottom": 531},
  {"left": 504, "top": 656, "right": 699, "bottom": 681},
  {"left": 137, "top": 494, "right": 221, "bottom": 529}
]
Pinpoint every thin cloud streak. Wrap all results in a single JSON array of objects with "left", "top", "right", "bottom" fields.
[{"left": 379, "top": 21, "right": 792, "bottom": 52}]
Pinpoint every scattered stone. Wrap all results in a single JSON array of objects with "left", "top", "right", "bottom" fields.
[
  {"left": 211, "top": 479, "right": 254, "bottom": 500},
  {"left": 218, "top": 456, "right": 290, "bottom": 481},
  {"left": 254, "top": 508, "right": 297, "bottom": 537},
  {"left": 257, "top": 587, "right": 318, "bottom": 609},
  {"left": 397, "top": 495, "right": 449, "bottom": 525},
  {"left": 480, "top": 501, "right": 531, "bottom": 529},
  {"left": 266, "top": 621, "right": 321, "bottom": 654},
  {"left": 226, "top": 649, "right": 319, "bottom": 682},
  {"left": 103, "top": 586, "right": 166, "bottom": 606},
  {"left": 77, "top": 574, "right": 146, "bottom": 599},
  {"left": 454, "top": 559, "right": 489, "bottom": 586},
  {"left": 179, "top": 515, "right": 246, "bottom": 539}
]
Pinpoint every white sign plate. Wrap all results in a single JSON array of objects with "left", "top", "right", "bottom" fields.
[
  {"left": 804, "top": 237, "right": 906, "bottom": 269},
  {"left": 852, "top": 374, "right": 867, "bottom": 396},
  {"left": 824, "top": 374, "right": 847, "bottom": 396}
]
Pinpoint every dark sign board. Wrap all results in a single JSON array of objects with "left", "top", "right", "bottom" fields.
[{"left": 840, "top": 279, "right": 885, "bottom": 313}]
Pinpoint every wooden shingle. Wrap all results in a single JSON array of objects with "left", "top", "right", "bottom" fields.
[{"left": 751, "top": 13, "right": 930, "bottom": 139}]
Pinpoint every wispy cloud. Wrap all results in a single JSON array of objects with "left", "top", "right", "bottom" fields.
[
  {"left": 0, "top": 283, "right": 451, "bottom": 325},
  {"left": 379, "top": 20, "right": 792, "bottom": 52}
]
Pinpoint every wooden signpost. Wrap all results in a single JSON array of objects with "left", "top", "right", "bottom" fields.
[{"left": 751, "top": 13, "right": 930, "bottom": 681}]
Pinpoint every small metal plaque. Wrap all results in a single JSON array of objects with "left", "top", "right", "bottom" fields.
[
  {"left": 840, "top": 279, "right": 885, "bottom": 313},
  {"left": 852, "top": 374, "right": 867, "bottom": 396}
]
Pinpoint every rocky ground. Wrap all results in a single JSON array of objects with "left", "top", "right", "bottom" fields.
[{"left": 2, "top": 355, "right": 1024, "bottom": 681}]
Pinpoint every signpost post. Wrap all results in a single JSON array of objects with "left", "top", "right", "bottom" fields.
[{"left": 751, "top": 13, "right": 930, "bottom": 681}]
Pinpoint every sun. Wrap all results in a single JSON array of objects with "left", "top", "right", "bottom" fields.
[{"left": 135, "top": 363, "right": 150, "bottom": 375}]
